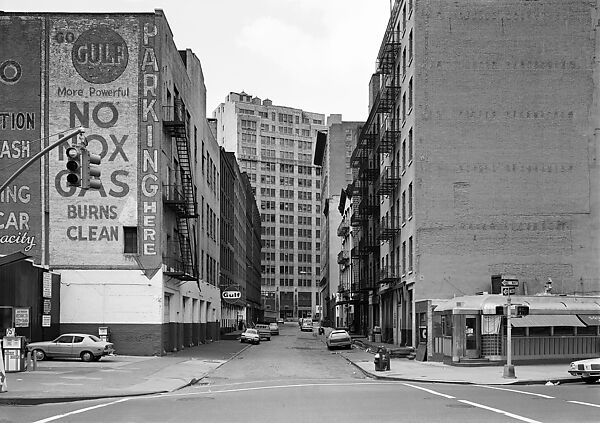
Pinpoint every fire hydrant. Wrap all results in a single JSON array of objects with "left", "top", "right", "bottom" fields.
[{"left": 374, "top": 346, "right": 390, "bottom": 371}]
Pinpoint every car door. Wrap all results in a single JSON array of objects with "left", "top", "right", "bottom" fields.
[
  {"left": 71, "top": 335, "right": 86, "bottom": 358},
  {"left": 48, "top": 335, "right": 73, "bottom": 358}
]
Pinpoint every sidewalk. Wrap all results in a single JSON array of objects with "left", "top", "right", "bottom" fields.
[
  {"left": 317, "top": 328, "right": 579, "bottom": 386},
  {"left": 0, "top": 339, "right": 249, "bottom": 405},
  {"left": 0, "top": 330, "right": 582, "bottom": 405}
]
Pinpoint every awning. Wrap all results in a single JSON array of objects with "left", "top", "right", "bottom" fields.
[
  {"left": 577, "top": 314, "right": 600, "bottom": 326},
  {"left": 511, "top": 314, "right": 585, "bottom": 328},
  {"left": 0, "top": 251, "right": 30, "bottom": 267}
]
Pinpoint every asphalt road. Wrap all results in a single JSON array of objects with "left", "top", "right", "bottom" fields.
[{"left": 2, "top": 324, "right": 599, "bottom": 423}]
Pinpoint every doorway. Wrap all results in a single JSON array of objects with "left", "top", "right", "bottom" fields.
[{"left": 465, "top": 315, "right": 480, "bottom": 359}]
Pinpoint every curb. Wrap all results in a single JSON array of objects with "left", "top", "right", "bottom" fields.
[{"left": 179, "top": 343, "right": 252, "bottom": 390}]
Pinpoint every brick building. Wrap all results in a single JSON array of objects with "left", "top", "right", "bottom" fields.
[
  {"left": 348, "top": 0, "right": 599, "bottom": 347},
  {"left": 0, "top": 10, "right": 223, "bottom": 355}
]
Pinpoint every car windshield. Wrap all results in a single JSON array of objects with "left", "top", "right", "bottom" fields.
[{"left": 246, "top": 329, "right": 257, "bottom": 334}]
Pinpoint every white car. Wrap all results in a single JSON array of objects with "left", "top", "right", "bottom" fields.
[
  {"left": 27, "top": 333, "right": 115, "bottom": 362},
  {"left": 326, "top": 329, "right": 352, "bottom": 350},
  {"left": 568, "top": 357, "right": 600, "bottom": 383},
  {"left": 240, "top": 328, "right": 260, "bottom": 345}
]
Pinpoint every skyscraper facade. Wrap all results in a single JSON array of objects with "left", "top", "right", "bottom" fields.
[{"left": 214, "top": 92, "right": 326, "bottom": 320}]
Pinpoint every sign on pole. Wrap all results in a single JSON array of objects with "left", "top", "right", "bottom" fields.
[{"left": 502, "top": 287, "right": 516, "bottom": 296}]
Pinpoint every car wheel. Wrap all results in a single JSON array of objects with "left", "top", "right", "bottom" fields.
[
  {"left": 33, "top": 349, "right": 46, "bottom": 361},
  {"left": 582, "top": 376, "right": 599, "bottom": 384},
  {"left": 240, "top": 339, "right": 244, "bottom": 343},
  {"left": 81, "top": 351, "right": 94, "bottom": 362}
]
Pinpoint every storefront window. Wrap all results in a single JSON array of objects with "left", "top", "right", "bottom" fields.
[
  {"left": 577, "top": 325, "right": 598, "bottom": 336},
  {"left": 528, "top": 326, "right": 551, "bottom": 336},
  {"left": 441, "top": 315, "right": 452, "bottom": 336},
  {"left": 553, "top": 326, "right": 574, "bottom": 336}
]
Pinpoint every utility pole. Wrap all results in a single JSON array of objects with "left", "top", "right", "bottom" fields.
[{"left": 503, "top": 294, "right": 516, "bottom": 378}]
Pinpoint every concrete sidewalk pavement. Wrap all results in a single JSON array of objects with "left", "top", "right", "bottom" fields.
[
  {"left": 316, "top": 328, "right": 580, "bottom": 386},
  {"left": 0, "top": 339, "right": 249, "bottom": 405}
]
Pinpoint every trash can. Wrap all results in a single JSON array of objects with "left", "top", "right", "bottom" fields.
[
  {"left": 98, "top": 327, "right": 110, "bottom": 342},
  {"left": 374, "top": 346, "right": 390, "bottom": 371},
  {"left": 2, "top": 336, "right": 26, "bottom": 372}
]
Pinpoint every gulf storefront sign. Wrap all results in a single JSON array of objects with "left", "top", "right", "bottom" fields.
[
  {"left": 47, "top": 16, "right": 161, "bottom": 271},
  {"left": 0, "top": 17, "right": 42, "bottom": 260}
]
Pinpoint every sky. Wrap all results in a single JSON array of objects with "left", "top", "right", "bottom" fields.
[{"left": 3, "top": 0, "right": 392, "bottom": 121}]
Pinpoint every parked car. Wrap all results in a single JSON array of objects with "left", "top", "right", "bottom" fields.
[
  {"left": 568, "top": 357, "right": 600, "bottom": 383},
  {"left": 269, "top": 322, "right": 279, "bottom": 335},
  {"left": 300, "top": 319, "right": 313, "bottom": 332},
  {"left": 255, "top": 324, "right": 272, "bottom": 341},
  {"left": 277, "top": 318, "right": 284, "bottom": 325},
  {"left": 240, "top": 328, "right": 260, "bottom": 344},
  {"left": 27, "top": 333, "right": 115, "bottom": 362},
  {"left": 326, "top": 329, "right": 352, "bottom": 350}
]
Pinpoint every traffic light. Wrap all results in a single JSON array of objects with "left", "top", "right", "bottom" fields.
[
  {"left": 516, "top": 306, "right": 529, "bottom": 316},
  {"left": 81, "top": 148, "right": 102, "bottom": 190},
  {"left": 65, "top": 145, "right": 82, "bottom": 187}
]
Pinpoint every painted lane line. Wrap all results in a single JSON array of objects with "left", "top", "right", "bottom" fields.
[
  {"left": 31, "top": 398, "right": 131, "bottom": 423},
  {"left": 568, "top": 400, "right": 600, "bottom": 408},
  {"left": 401, "top": 382, "right": 456, "bottom": 399},
  {"left": 474, "top": 384, "right": 555, "bottom": 399},
  {"left": 458, "top": 400, "right": 543, "bottom": 423}
]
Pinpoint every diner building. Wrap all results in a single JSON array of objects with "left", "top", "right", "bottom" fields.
[{"left": 428, "top": 294, "right": 600, "bottom": 364}]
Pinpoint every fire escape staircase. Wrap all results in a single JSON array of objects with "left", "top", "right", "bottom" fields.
[{"left": 162, "top": 99, "right": 198, "bottom": 281}]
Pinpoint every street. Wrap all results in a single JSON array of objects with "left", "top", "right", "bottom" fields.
[{"left": 1, "top": 324, "right": 599, "bottom": 423}]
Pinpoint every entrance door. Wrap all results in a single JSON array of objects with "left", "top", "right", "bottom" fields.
[{"left": 465, "top": 316, "right": 480, "bottom": 359}]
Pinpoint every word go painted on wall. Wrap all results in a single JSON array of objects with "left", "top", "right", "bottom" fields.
[
  {"left": 139, "top": 22, "right": 159, "bottom": 256},
  {"left": 54, "top": 101, "right": 129, "bottom": 198}
]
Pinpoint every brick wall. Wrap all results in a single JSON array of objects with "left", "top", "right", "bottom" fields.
[{"left": 413, "top": 0, "right": 598, "bottom": 298}]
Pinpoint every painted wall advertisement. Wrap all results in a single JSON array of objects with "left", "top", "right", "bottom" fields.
[
  {"left": 47, "top": 16, "right": 160, "bottom": 270},
  {"left": 0, "top": 18, "right": 42, "bottom": 260}
]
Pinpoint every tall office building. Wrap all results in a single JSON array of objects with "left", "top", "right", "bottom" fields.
[
  {"left": 214, "top": 92, "right": 326, "bottom": 320},
  {"left": 347, "top": 0, "right": 599, "bottom": 347}
]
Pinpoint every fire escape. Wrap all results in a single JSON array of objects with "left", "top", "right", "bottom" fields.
[
  {"left": 346, "top": 5, "right": 401, "bottom": 334},
  {"left": 162, "top": 98, "right": 198, "bottom": 281}
]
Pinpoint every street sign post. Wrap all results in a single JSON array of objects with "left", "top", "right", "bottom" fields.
[{"left": 502, "top": 276, "right": 519, "bottom": 379}]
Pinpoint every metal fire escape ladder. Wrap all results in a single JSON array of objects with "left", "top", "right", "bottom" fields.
[{"left": 163, "top": 99, "right": 198, "bottom": 281}]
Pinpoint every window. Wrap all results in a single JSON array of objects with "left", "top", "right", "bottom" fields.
[
  {"left": 280, "top": 202, "right": 294, "bottom": 211},
  {"left": 408, "top": 128, "right": 413, "bottom": 164},
  {"left": 261, "top": 148, "right": 275, "bottom": 158},
  {"left": 298, "top": 153, "right": 312, "bottom": 162},
  {"left": 408, "top": 77, "right": 413, "bottom": 112},
  {"left": 280, "top": 164, "right": 294, "bottom": 173},
  {"left": 260, "top": 175, "right": 275, "bottom": 184},
  {"left": 402, "top": 140, "right": 406, "bottom": 170},
  {"left": 402, "top": 191, "right": 406, "bottom": 223},
  {"left": 261, "top": 161, "right": 276, "bottom": 171},
  {"left": 402, "top": 241, "right": 406, "bottom": 274},
  {"left": 280, "top": 176, "right": 294, "bottom": 186},
  {"left": 408, "top": 30, "right": 413, "bottom": 62},
  {"left": 241, "top": 119, "right": 256, "bottom": 130},
  {"left": 408, "top": 183, "right": 413, "bottom": 217},
  {"left": 279, "top": 189, "right": 294, "bottom": 199},
  {"left": 280, "top": 151, "right": 294, "bottom": 160},
  {"left": 124, "top": 227, "right": 138, "bottom": 253},
  {"left": 408, "top": 236, "right": 413, "bottom": 272},
  {"left": 298, "top": 191, "right": 312, "bottom": 201}
]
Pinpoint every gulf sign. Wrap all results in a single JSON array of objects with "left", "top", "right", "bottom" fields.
[{"left": 222, "top": 290, "right": 242, "bottom": 305}]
